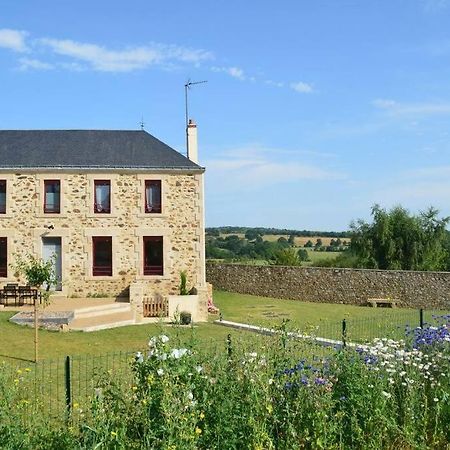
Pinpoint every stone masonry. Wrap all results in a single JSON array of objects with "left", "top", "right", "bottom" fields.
[
  {"left": 0, "top": 171, "right": 206, "bottom": 300},
  {"left": 206, "top": 263, "right": 450, "bottom": 310}
]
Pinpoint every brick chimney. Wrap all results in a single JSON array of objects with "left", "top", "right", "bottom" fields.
[{"left": 187, "top": 119, "right": 198, "bottom": 164}]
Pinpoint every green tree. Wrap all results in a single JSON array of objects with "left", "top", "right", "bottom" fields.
[
  {"left": 288, "top": 234, "right": 296, "bottom": 246},
  {"left": 269, "top": 248, "right": 302, "bottom": 266},
  {"left": 244, "top": 229, "right": 260, "bottom": 241},
  {"left": 298, "top": 249, "right": 309, "bottom": 262},
  {"left": 314, "top": 238, "right": 323, "bottom": 250},
  {"left": 304, "top": 240, "right": 314, "bottom": 248},
  {"left": 350, "top": 205, "right": 449, "bottom": 270}
]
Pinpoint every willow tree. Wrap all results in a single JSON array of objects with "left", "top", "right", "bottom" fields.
[{"left": 350, "top": 205, "right": 449, "bottom": 271}]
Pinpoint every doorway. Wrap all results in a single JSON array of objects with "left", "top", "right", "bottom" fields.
[{"left": 42, "top": 237, "right": 62, "bottom": 291}]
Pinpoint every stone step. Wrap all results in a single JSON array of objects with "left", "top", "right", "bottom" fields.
[
  {"left": 73, "top": 302, "right": 131, "bottom": 319},
  {"left": 69, "top": 310, "right": 136, "bottom": 332}
]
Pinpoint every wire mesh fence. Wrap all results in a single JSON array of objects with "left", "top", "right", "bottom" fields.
[{"left": 1, "top": 308, "right": 448, "bottom": 425}]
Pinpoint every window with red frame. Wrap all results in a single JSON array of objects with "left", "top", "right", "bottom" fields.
[
  {"left": 0, "top": 181, "right": 6, "bottom": 214},
  {"left": 143, "top": 236, "right": 163, "bottom": 275},
  {"left": 145, "top": 180, "right": 161, "bottom": 213},
  {"left": 94, "top": 180, "right": 111, "bottom": 213},
  {"left": 44, "top": 180, "right": 61, "bottom": 213},
  {"left": 92, "top": 237, "right": 112, "bottom": 276},
  {"left": 0, "top": 238, "right": 7, "bottom": 278}
]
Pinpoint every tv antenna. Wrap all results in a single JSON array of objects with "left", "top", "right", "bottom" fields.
[
  {"left": 184, "top": 79, "right": 207, "bottom": 128},
  {"left": 139, "top": 115, "right": 145, "bottom": 130}
]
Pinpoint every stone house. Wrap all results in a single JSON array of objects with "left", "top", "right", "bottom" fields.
[{"left": 0, "top": 124, "right": 207, "bottom": 322}]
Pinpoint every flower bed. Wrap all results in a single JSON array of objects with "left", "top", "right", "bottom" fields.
[{"left": 0, "top": 316, "right": 449, "bottom": 449}]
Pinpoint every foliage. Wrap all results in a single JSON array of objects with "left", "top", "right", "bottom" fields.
[
  {"left": 1, "top": 317, "right": 448, "bottom": 449},
  {"left": 350, "top": 205, "right": 450, "bottom": 270},
  {"left": 13, "top": 253, "right": 57, "bottom": 289},
  {"left": 179, "top": 270, "right": 189, "bottom": 295},
  {"left": 269, "top": 248, "right": 303, "bottom": 266},
  {"left": 206, "top": 226, "right": 349, "bottom": 238},
  {"left": 297, "top": 249, "right": 309, "bottom": 262}
]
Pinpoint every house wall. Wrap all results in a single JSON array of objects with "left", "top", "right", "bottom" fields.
[{"left": 0, "top": 171, "right": 205, "bottom": 298}]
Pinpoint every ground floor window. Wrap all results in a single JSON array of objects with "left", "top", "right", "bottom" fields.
[
  {"left": 93, "top": 236, "right": 112, "bottom": 276},
  {"left": 143, "top": 236, "right": 163, "bottom": 275},
  {"left": 0, "top": 238, "right": 7, "bottom": 277}
]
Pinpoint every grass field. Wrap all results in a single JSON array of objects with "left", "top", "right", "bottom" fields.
[
  {"left": 210, "top": 250, "right": 341, "bottom": 266},
  {"left": 219, "top": 233, "right": 349, "bottom": 247},
  {"left": 1, "top": 290, "right": 446, "bottom": 363}
]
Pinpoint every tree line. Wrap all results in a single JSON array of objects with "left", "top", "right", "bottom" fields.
[
  {"left": 207, "top": 205, "right": 450, "bottom": 271},
  {"left": 206, "top": 226, "right": 348, "bottom": 238}
]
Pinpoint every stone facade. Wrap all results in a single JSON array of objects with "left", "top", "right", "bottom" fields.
[
  {"left": 206, "top": 263, "right": 450, "bottom": 310},
  {"left": 0, "top": 171, "right": 206, "bottom": 302}
]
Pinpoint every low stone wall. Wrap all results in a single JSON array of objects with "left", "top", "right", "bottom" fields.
[{"left": 206, "top": 263, "right": 450, "bottom": 310}]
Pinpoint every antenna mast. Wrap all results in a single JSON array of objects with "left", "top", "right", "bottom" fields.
[{"left": 184, "top": 79, "right": 207, "bottom": 128}]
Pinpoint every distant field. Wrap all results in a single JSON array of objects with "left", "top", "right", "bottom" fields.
[
  {"left": 219, "top": 233, "right": 349, "bottom": 247},
  {"left": 209, "top": 250, "right": 341, "bottom": 266}
]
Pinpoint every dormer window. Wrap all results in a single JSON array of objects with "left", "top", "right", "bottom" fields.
[
  {"left": 0, "top": 181, "right": 6, "bottom": 214},
  {"left": 44, "top": 180, "right": 61, "bottom": 213},
  {"left": 94, "top": 180, "right": 111, "bottom": 213},
  {"left": 145, "top": 180, "right": 161, "bottom": 213}
]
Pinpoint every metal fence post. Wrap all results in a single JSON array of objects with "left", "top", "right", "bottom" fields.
[
  {"left": 342, "top": 319, "right": 347, "bottom": 348},
  {"left": 65, "top": 356, "right": 72, "bottom": 421},
  {"left": 227, "top": 333, "right": 232, "bottom": 358},
  {"left": 419, "top": 309, "right": 424, "bottom": 328}
]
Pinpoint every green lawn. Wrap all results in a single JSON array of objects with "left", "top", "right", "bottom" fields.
[
  {"left": 0, "top": 311, "right": 241, "bottom": 362},
  {"left": 303, "top": 250, "right": 341, "bottom": 266},
  {"left": 1, "top": 290, "right": 446, "bottom": 362}
]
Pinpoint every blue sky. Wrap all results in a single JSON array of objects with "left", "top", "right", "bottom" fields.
[{"left": 1, "top": 0, "right": 450, "bottom": 231}]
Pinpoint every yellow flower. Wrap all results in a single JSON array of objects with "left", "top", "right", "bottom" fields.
[
  {"left": 132, "top": 386, "right": 137, "bottom": 391},
  {"left": 25, "top": 368, "right": 31, "bottom": 372},
  {"left": 73, "top": 402, "right": 79, "bottom": 409},
  {"left": 195, "top": 427, "right": 202, "bottom": 435},
  {"left": 142, "top": 399, "right": 147, "bottom": 406},
  {"left": 111, "top": 431, "right": 117, "bottom": 437},
  {"left": 17, "top": 369, "right": 22, "bottom": 375},
  {"left": 199, "top": 411, "right": 205, "bottom": 420},
  {"left": 266, "top": 404, "right": 273, "bottom": 414},
  {"left": 13, "top": 379, "right": 19, "bottom": 384}
]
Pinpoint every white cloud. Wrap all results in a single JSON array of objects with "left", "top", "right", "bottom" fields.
[
  {"left": 206, "top": 144, "right": 344, "bottom": 191},
  {"left": 373, "top": 98, "right": 450, "bottom": 117},
  {"left": 210, "top": 65, "right": 246, "bottom": 80},
  {"left": 0, "top": 28, "right": 29, "bottom": 52},
  {"left": 18, "top": 57, "right": 53, "bottom": 71},
  {"left": 421, "top": 0, "right": 450, "bottom": 12},
  {"left": 265, "top": 80, "right": 285, "bottom": 88},
  {"left": 290, "top": 81, "right": 314, "bottom": 94},
  {"left": 37, "top": 37, "right": 213, "bottom": 72}
]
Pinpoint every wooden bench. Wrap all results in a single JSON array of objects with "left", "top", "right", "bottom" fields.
[{"left": 367, "top": 298, "right": 397, "bottom": 308}]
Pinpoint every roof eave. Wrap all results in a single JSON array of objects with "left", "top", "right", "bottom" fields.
[{"left": 0, "top": 166, "right": 205, "bottom": 174}]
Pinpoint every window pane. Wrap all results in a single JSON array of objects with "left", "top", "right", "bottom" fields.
[
  {"left": 0, "top": 238, "right": 7, "bottom": 277},
  {"left": 94, "top": 181, "right": 111, "bottom": 213},
  {"left": 44, "top": 180, "right": 60, "bottom": 213},
  {"left": 0, "top": 181, "right": 6, "bottom": 214},
  {"left": 144, "top": 236, "right": 163, "bottom": 275},
  {"left": 93, "top": 237, "right": 112, "bottom": 276},
  {"left": 145, "top": 180, "right": 161, "bottom": 213}
]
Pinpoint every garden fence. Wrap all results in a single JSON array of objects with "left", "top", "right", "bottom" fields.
[{"left": 1, "top": 307, "right": 448, "bottom": 425}]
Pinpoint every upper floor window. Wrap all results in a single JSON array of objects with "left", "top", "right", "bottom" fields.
[
  {"left": 94, "top": 180, "right": 111, "bottom": 213},
  {"left": 0, "top": 237, "right": 7, "bottom": 277},
  {"left": 145, "top": 180, "right": 161, "bottom": 213},
  {"left": 143, "top": 236, "right": 163, "bottom": 275},
  {"left": 92, "top": 236, "right": 112, "bottom": 276},
  {"left": 44, "top": 180, "right": 61, "bottom": 213},
  {"left": 0, "top": 181, "right": 6, "bottom": 214}
]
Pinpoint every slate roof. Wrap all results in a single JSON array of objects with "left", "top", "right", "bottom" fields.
[{"left": 0, "top": 130, "right": 203, "bottom": 171}]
